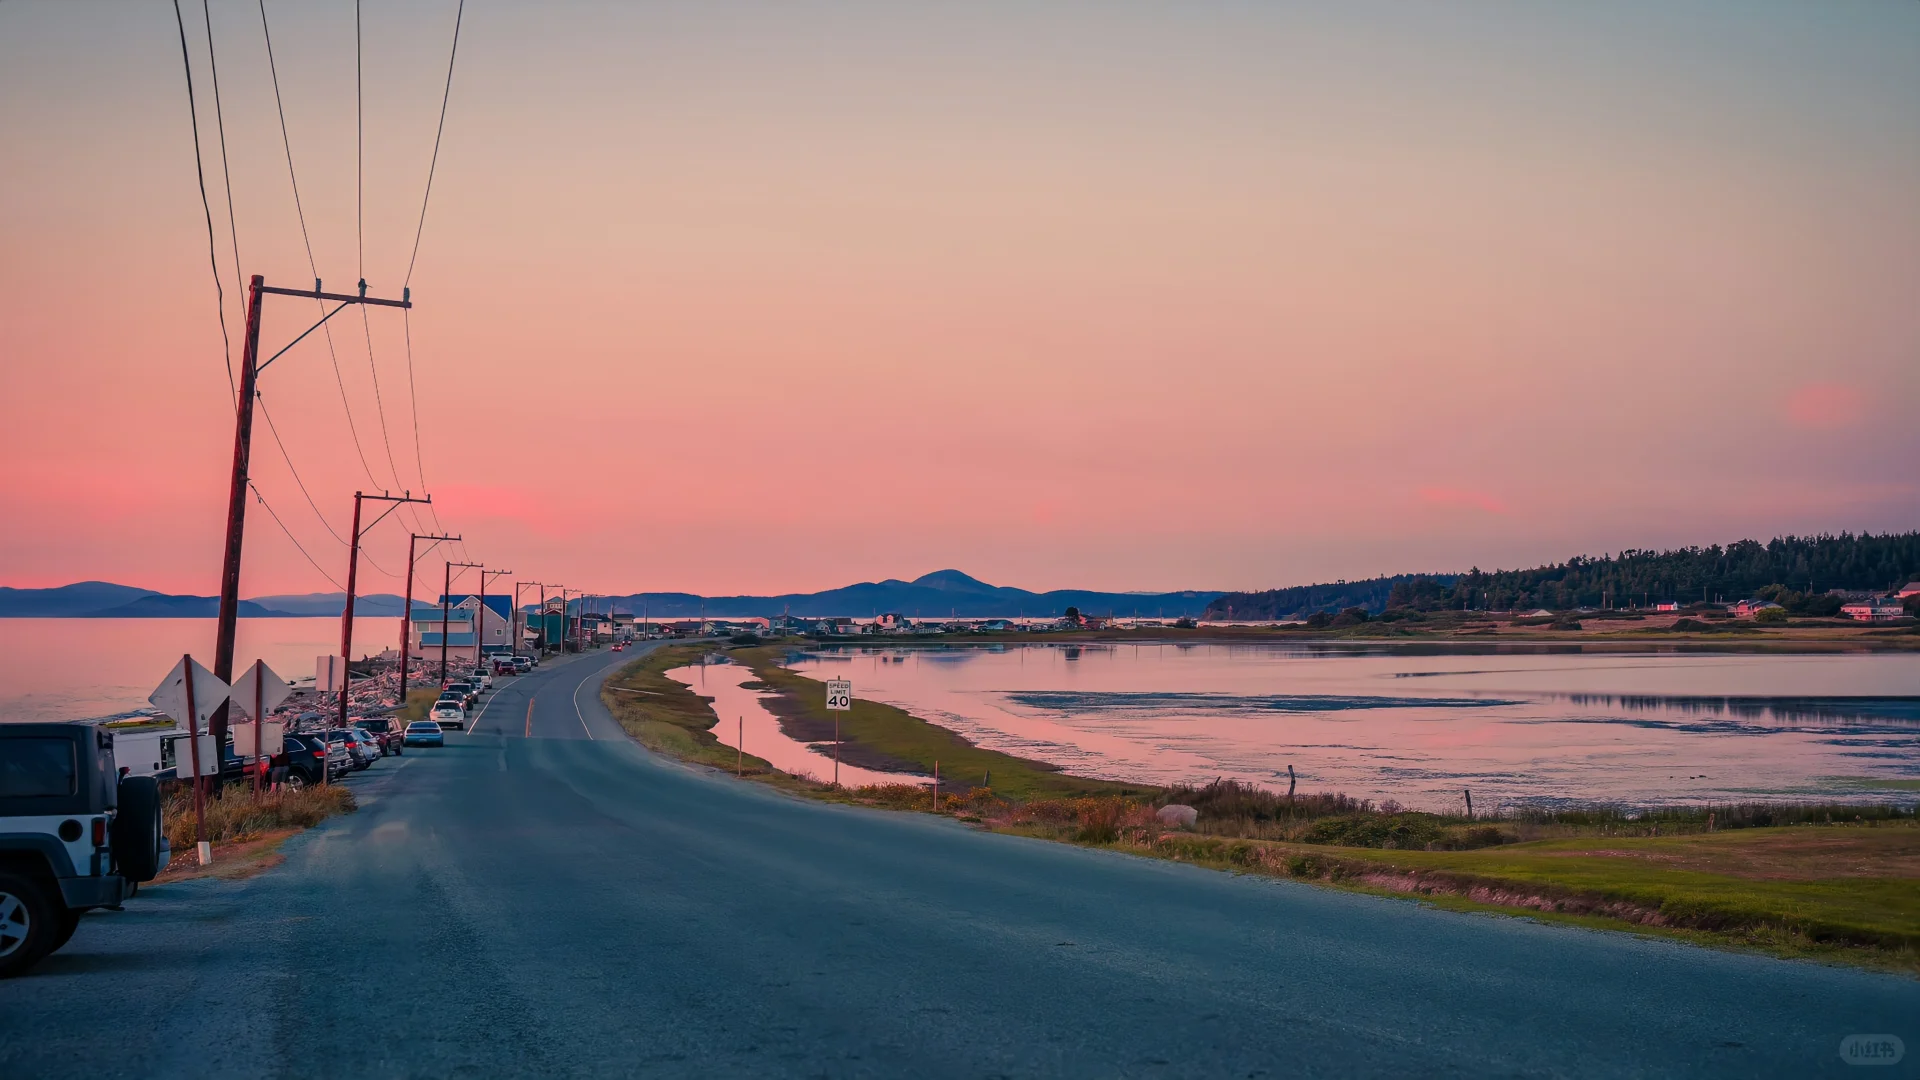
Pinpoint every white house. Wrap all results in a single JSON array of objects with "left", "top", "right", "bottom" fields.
[{"left": 1842, "top": 601, "right": 1905, "bottom": 622}]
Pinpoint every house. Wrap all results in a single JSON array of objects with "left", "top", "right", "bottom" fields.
[
  {"left": 1898, "top": 582, "right": 1920, "bottom": 599},
  {"left": 1729, "top": 599, "right": 1784, "bottom": 617},
  {"left": 413, "top": 594, "right": 517, "bottom": 664},
  {"left": 1842, "top": 600, "right": 1906, "bottom": 622},
  {"left": 874, "top": 612, "right": 907, "bottom": 630},
  {"left": 1655, "top": 602, "right": 1680, "bottom": 612}
]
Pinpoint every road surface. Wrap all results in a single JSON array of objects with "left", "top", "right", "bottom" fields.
[{"left": 3, "top": 643, "right": 1915, "bottom": 1078}]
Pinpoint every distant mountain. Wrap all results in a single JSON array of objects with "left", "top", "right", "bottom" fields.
[
  {"left": 0, "top": 582, "right": 159, "bottom": 617},
  {"left": 85, "top": 595, "right": 293, "bottom": 619},
  {"left": 0, "top": 583, "right": 406, "bottom": 618},
  {"left": 246, "top": 592, "right": 409, "bottom": 617},
  {"left": 585, "top": 570, "right": 1221, "bottom": 620}
]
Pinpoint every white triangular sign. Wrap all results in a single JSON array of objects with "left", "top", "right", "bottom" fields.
[
  {"left": 230, "top": 660, "right": 293, "bottom": 719},
  {"left": 147, "top": 655, "right": 230, "bottom": 730}
]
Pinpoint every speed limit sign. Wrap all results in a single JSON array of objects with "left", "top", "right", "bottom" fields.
[{"left": 825, "top": 679, "right": 852, "bottom": 711}]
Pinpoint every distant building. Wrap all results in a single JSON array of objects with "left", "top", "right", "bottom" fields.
[
  {"left": 1842, "top": 601, "right": 1905, "bottom": 622},
  {"left": 1730, "top": 599, "right": 1784, "bottom": 618},
  {"left": 1655, "top": 602, "right": 1680, "bottom": 612},
  {"left": 874, "top": 613, "right": 906, "bottom": 630},
  {"left": 414, "top": 595, "right": 516, "bottom": 662},
  {"left": 1899, "top": 582, "right": 1920, "bottom": 599}
]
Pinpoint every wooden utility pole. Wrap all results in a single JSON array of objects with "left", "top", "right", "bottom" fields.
[
  {"left": 400, "top": 532, "right": 459, "bottom": 709},
  {"left": 478, "top": 568, "right": 513, "bottom": 668},
  {"left": 441, "top": 561, "right": 482, "bottom": 682},
  {"left": 212, "top": 276, "right": 411, "bottom": 748},
  {"left": 336, "top": 492, "right": 432, "bottom": 737}
]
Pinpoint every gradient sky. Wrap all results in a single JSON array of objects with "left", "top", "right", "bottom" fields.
[{"left": 3, "top": 2, "right": 1918, "bottom": 598}]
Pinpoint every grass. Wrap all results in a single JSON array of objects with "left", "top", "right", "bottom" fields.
[
  {"left": 601, "top": 639, "right": 1920, "bottom": 974},
  {"left": 162, "top": 782, "right": 356, "bottom": 853},
  {"left": 732, "top": 645, "right": 1155, "bottom": 801},
  {"left": 396, "top": 687, "right": 443, "bottom": 725}
]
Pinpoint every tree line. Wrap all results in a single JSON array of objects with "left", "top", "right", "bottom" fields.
[{"left": 1205, "top": 532, "right": 1920, "bottom": 619}]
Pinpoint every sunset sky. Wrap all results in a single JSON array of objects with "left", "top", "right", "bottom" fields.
[{"left": 3, "top": 2, "right": 1917, "bottom": 598}]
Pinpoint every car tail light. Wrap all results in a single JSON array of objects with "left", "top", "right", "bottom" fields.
[{"left": 92, "top": 817, "right": 107, "bottom": 846}]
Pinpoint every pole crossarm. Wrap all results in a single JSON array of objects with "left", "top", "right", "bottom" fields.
[{"left": 260, "top": 283, "right": 412, "bottom": 307}]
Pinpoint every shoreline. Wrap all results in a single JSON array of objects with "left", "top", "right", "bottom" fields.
[{"left": 600, "top": 639, "right": 1920, "bottom": 976}]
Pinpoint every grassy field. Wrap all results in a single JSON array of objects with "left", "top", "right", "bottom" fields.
[
  {"left": 159, "top": 783, "right": 357, "bottom": 876},
  {"left": 602, "top": 637, "right": 1920, "bottom": 974},
  {"left": 1032, "top": 816, "right": 1920, "bottom": 972}
]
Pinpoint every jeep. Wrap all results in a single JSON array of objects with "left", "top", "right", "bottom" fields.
[{"left": 1, "top": 723, "right": 167, "bottom": 976}]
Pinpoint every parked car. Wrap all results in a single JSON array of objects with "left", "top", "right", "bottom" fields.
[
  {"left": 341, "top": 729, "right": 382, "bottom": 768},
  {"left": 491, "top": 657, "right": 517, "bottom": 676},
  {"left": 0, "top": 723, "right": 166, "bottom": 976},
  {"left": 511, "top": 655, "right": 532, "bottom": 674},
  {"left": 403, "top": 720, "right": 445, "bottom": 747},
  {"left": 429, "top": 702, "right": 465, "bottom": 731},
  {"left": 277, "top": 733, "right": 340, "bottom": 787},
  {"left": 352, "top": 718, "right": 400, "bottom": 755},
  {"left": 305, "top": 730, "right": 362, "bottom": 773},
  {"left": 443, "top": 681, "right": 478, "bottom": 709},
  {"left": 468, "top": 669, "right": 493, "bottom": 690}
]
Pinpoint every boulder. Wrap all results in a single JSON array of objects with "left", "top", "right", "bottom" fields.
[{"left": 1155, "top": 804, "right": 1198, "bottom": 829}]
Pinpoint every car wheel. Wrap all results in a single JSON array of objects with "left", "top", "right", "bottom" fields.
[
  {"left": 284, "top": 772, "right": 307, "bottom": 791},
  {"left": 0, "top": 872, "right": 59, "bottom": 978},
  {"left": 112, "top": 775, "right": 163, "bottom": 883},
  {"left": 49, "top": 907, "right": 81, "bottom": 951}
]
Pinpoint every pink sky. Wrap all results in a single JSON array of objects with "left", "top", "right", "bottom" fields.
[{"left": 3, "top": 2, "right": 1918, "bottom": 598}]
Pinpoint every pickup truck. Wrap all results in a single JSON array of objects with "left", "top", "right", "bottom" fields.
[{"left": 1, "top": 723, "right": 167, "bottom": 976}]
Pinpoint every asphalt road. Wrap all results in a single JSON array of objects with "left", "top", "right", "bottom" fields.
[{"left": 4, "top": 643, "right": 1915, "bottom": 1078}]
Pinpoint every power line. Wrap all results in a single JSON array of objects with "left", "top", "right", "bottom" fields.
[
  {"left": 249, "top": 482, "right": 345, "bottom": 591},
  {"left": 405, "top": 0, "right": 465, "bottom": 287},
  {"left": 257, "top": 393, "right": 347, "bottom": 545},
  {"left": 258, "top": 393, "right": 402, "bottom": 580},
  {"left": 399, "top": 0, "right": 465, "bottom": 526},
  {"left": 356, "top": 0, "right": 364, "bottom": 280},
  {"left": 200, "top": 0, "right": 245, "bottom": 379},
  {"left": 259, "top": 0, "right": 385, "bottom": 491},
  {"left": 170, "top": 0, "right": 235, "bottom": 402}
]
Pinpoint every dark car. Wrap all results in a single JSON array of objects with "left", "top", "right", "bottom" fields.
[{"left": 275, "top": 733, "right": 336, "bottom": 788}]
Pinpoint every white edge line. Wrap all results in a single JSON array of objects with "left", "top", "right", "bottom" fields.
[{"left": 571, "top": 663, "right": 596, "bottom": 740}]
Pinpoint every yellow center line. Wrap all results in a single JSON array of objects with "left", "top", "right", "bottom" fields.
[{"left": 525, "top": 697, "right": 536, "bottom": 739}]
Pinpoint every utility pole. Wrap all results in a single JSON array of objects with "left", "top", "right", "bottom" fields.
[
  {"left": 478, "top": 568, "right": 513, "bottom": 668},
  {"left": 336, "top": 492, "right": 431, "bottom": 735},
  {"left": 513, "top": 581, "right": 545, "bottom": 657},
  {"left": 212, "top": 276, "right": 411, "bottom": 747},
  {"left": 399, "top": 532, "right": 459, "bottom": 709},
  {"left": 441, "top": 562, "right": 482, "bottom": 682}
]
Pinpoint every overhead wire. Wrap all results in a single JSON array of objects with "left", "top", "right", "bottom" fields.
[
  {"left": 170, "top": 0, "right": 236, "bottom": 403},
  {"left": 403, "top": 0, "right": 467, "bottom": 554},
  {"left": 258, "top": 393, "right": 402, "bottom": 580},
  {"left": 250, "top": 482, "right": 346, "bottom": 591},
  {"left": 200, "top": 0, "right": 246, "bottom": 379},
  {"left": 259, "top": 0, "right": 385, "bottom": 491}
]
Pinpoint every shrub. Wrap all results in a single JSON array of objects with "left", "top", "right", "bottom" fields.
[{"left": 163, "top": 783, "right": 355, "bottom": 851}]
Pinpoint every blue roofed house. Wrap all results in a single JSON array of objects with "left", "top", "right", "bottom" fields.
[{"left": 412, "top": 595, "right": 517, "bottom": 664}]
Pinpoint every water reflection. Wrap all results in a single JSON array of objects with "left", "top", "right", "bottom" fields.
[{"left": 788, "top": 643, "right": 1920, "bottom": 810}]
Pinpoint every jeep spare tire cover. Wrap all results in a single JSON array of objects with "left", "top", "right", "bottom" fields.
[{"left": 113, "top": 775, "right": 163, "bottom": 882}]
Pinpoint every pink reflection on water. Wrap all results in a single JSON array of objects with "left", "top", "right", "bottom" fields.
[
  {"left": 666, "top": 661, "right": 925, "bottom": 788},
  {"left": 788, "top": 644, "right": 1920, "bottom": 811}
]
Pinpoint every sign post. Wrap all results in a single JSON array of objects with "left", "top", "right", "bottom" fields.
[
  {"left": 149, "top": 655, "right": 230, "bottom": 865},
  {"left": 231, "top": 661, "right": 293, "bottom": 797},
  {"left": 825, "top": 679, "right": 851, "bottom": 786}
]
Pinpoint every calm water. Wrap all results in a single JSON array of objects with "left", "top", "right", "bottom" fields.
[
  {"left": 788, "top": 643, "right": 1920, "bottom": 811},
  {"left": 0, "top": 618, "right": 358, "bottom": 723},
  {"left": 667, "top": 661, "right": 925, "bottom": 787}
]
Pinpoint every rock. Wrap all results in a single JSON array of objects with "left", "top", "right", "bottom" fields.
[{"left": 1155, "top": 804, "right": 1198, "bottom": 829}]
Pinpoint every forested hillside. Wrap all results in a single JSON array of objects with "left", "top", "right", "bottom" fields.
[{"left": 1207, "top": 533, "right": 1920, "bottom": 619}]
